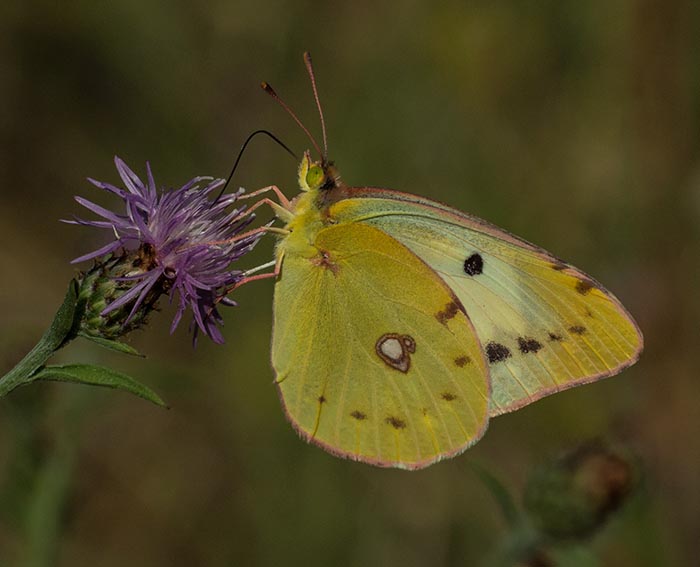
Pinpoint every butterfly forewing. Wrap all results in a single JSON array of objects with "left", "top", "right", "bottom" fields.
[
  {"left": 272, "top": 223, "right": 489, "bottom": 469},
  {"left": 329, "top": 191, "right": 643, "bottom": 415}
]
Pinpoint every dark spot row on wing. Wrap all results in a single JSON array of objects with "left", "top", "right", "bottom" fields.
[
  {"left": 486, "top": 342, "right": 511, "bottom": 363},
  {"left": 549, "top": 260, "right": 599, "bottom": 296},
  {"left": 436, "top": 301, "right": 460, "bottom": 325},
  {"left": 575, "top": 279, "right": 596, "bottom": 295},
  {"left": 518, "top": 337, "right": 543, "bottom": 354},
  {"left": 350, "top": 392, "right": 457, "bottom": 425},
  {"left": 385, "top": 416, "right": 407, "bottom": 429},
  {"left": 486, "top": 325, "right": 590, "bottom": 364}
]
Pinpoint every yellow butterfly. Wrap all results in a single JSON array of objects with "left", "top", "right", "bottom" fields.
[{"left": 241, "top": 53, "right": 643, "bottom": 470}]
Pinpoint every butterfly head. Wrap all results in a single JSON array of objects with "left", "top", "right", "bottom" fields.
[{"left": 298, "top": 150, "right": 339, "bottom": 193}]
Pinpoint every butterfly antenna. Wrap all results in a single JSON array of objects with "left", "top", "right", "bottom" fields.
[
  {"left": 261, "top": 82, "right": 324, "bottom": 159},
  {"left": 303, "top": 52, "right": 328, "bottom": 161},
  {"left": 215, "top": 129, "right": 298, "bottom": 202}
]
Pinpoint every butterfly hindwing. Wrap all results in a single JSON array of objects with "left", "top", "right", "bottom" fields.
[
  {"left": 328, "top": 190, "right": 643, "bottom": 415},
  {"left": 272, "top": 222, "right": 489, "bottom": 469}
]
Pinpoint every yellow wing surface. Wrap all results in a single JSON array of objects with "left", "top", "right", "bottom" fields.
[
  {"left": 328, "top": 189, "right": 643, "bottom": 415},
  {"left": 272, "top": 223, "right": 489, "bottom": 469}
]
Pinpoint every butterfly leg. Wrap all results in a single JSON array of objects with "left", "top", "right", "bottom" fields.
[
  {"left": 208, "top": 224, "right": 290, "bottom": 248},
  {"left": 230, "top": 270, "right": 277, "bottom": 289},
  {"left": 243, "top": 197, "right": 294, "bottom": 223},
  {"left": 239, "top": 184, "right": 291, "bottom": 206},
  {"left": 225, "top": 255, "right": 283, "bottom": 293},
  {"left": 238, "top": 185, "right": 293, "bottom": 210},
  {"left": 207, "top": 260, "right": 281, "bottom": 324}
]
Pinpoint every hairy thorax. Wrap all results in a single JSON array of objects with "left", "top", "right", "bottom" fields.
[{"left": 276, "top": 189, "right": 327, "bottom": 259}]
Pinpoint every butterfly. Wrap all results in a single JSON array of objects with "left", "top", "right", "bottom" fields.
[{"left": 241, "top": 53, "right": 643, "bottom": 470}]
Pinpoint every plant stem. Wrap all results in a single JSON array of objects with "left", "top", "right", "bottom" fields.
[
  {"left": 20, "top": 387, "right": 88, "bottom": 567},
  {"left": 0, "top": 282, "right": 79, "bottom": 398}
]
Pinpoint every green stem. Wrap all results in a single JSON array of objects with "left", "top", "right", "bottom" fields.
[
  {"left": 20, "top": 388, "right": 89, "bottom": 567},
  {"left": 0, "top": 281, "right": 80, "bottom": 398},
  {"left": 484, "top": 524, "right": 545, "bottom": 567}
]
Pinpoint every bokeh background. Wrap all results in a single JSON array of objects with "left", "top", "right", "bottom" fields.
[{"left": 1, "top": 1, "right": 698, "bottom": 565}]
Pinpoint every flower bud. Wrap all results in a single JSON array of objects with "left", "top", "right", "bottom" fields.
[
  {"left": 66, "top": 157, "right": 261, "bottom": 344},
  {"left": 76, "top": 248, "right": 164, "bottom": 339},
  {"left": 523, "top": 441, "right": 636, "bottom": 540}
]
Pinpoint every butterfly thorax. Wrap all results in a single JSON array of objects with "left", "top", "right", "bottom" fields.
[{"left": 276, "top": 153, "right": 341, "bottom": 260}]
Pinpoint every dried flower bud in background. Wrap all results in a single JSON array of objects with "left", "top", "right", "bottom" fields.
[{"left": 523, "top": 441, "right": 637, "bottom": 541}]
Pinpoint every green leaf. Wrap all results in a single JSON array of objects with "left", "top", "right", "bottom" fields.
[
  {"left": 33, "top": 364, "right": 167, "bottom": 407},
  {"left": 0, "top": 281, "right": 81, "bottom": 398},
  {"left": 78, "top": 333, "right": 144, "bottom": 356},
  {"left": 50, "top": 279, "right": 83, "bottom": 346},
  {"left": 469, "top": 461, "right": 521, "bottom": 528}
]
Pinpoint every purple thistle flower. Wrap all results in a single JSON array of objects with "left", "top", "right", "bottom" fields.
[{"left": 65, "top": 156, "right": 260, "bottom": 344}]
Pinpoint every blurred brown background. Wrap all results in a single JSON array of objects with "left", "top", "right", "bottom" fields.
[{"left": 0, "top": 1, "right": 698, "bottom": 565}]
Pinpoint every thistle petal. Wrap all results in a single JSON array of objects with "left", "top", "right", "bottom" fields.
[{"left": 69, "top": 157, "right": 261, "bottom": 343}]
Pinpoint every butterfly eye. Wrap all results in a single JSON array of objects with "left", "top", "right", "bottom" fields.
[{"left": 305, "top": 165, "right": 324, "bottom": 189}]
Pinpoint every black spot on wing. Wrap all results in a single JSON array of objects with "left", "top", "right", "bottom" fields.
[
  {"left": 569, "top": 325, "right": 587, "bottom": 335},
  {"left": 318, "top": 395, "right": 326, "bottom": 404},
  {"left": 548, "top": 332, "right": 563, "bottom": 342},
  {"left": 518, "top": 337, "right": 543, "bottom": 354},
  {"left": 441, "top": 392, "right": 457, "bottom": 401},
  {"left": 464, "top": 253, "right": 484, "bottom": 276},
  {"left": 385, "top": 416, "right": 406, "bottom": 430},
  {"left": 454, "top": 355, "right": 471, "bottom": 367},
  {"left": 486, "top": 342, "right": 511, "bottom": 363},
  {"left": 350, "top": 410, "right": 367, "bottom": 420}
]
